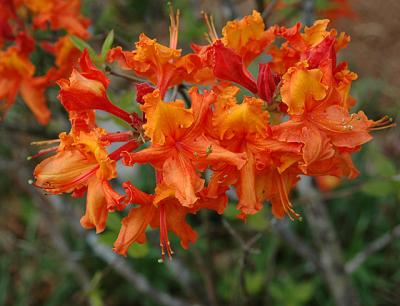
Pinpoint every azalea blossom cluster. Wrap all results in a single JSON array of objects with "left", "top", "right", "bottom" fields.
[
  {"left": 32, "top": 10, "right": 392, "bottom": 260},
  {"left": 0, "top": 0, "right": 89, "bottom": 124}
]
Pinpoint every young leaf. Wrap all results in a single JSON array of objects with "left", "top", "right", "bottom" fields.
[
  {"left": 69, "top": 35, "right": 101, "bottom": 66},
  {"left": 101, "top": 30, "right": 114, "bottom": 62}
]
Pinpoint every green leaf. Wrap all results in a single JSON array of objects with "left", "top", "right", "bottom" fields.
[
  {"left": 361, "top": 180, "right": 396, "bottom": 197},
  {"left": 101, "top": 30, "right": 114, "bottom": 62},
  {"left": 69, "top": 35, "right": 100, "bottom": 66}
]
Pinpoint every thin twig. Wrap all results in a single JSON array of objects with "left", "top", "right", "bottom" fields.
[
  {"left": 345, "top": 224, "right": 400, "bottom": 273},
  {"left": 299, "top": 176, "right": 360, "bottom": 306},
  {"left": 105, "top": 66, "right": 145, "bottom": 83},
  {"left": 270, "top": 218, "right": 321, "bottom": 270},
  {"left": 222, "top": 219, "right": 260, "bottom": 254},
  {"left": 262, "top": 0, "right": 278, "bottom": 23}
]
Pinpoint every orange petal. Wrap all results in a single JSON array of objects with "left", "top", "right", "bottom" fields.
[
  {"left": 113, "top": 201, "right": 156, "bottom": 255},
  {"left": 34, "top": 149, "right": 98, "bottom": 194},
  {"left": 80, "top": 177, "right": 109, "bottom": 233},
  {"left": 281, "top": 62, "right": 327, "bottom": 115},
  {"left": 162, "top": 153, "right": 204, "bottom": 207},
  {"left": 222, "top": 10, "right": 275, "bottom": 65},
  {"left": 165, "top": 202, "right": 198, "bottom": 249},
  {"left": 141, "top": 89, "right": 193, "bottom": 145}
]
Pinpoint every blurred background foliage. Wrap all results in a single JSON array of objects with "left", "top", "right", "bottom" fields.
[{"left": 0, "top": 0, "right": 399, "bottom": 306}]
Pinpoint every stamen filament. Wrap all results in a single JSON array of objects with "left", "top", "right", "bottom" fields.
[
  {"left": 169, "top": 4, "right": 180, "bottom": 49},
  {"left": 27, "top": 146, "right": 58, "bottom": 160},
  {"left": 159, "top": 204, "right": 173, "bottom": 262},
  {"left": 277, "top": 174, "right": 300, "bottom": 221},
  {"left": 201, "top": 11, "right": 219, "bottom": 42},
  {"left": 30, "top": 139, "right": 60, "bottom": 146}
]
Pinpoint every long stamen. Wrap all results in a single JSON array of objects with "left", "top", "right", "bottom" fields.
[
  {"left": 169, "top": 4, "right": 180, "bottom": 49},
  {"left": 201, "top": 11, "right": 219, "bottom": 43},
  {"left": 27, "top": 146, "right": 58, "bottom": 160},
  {"left": 369, "top": 116, "right": 395, "bottom": 131},
  {"left": 277, "top": 174, "right": 300, "bottom": 221},
  {"left": 159, "top": 204, "right": 174, "bottom": 262},
  {"left": 30, "top": 139, "right": 60, "bottom": 146}
]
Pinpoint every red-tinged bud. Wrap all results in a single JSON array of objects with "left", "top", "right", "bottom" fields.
[
  {"left": 257, "top": 63, "right": 280, "bottom": 104},
  {"left": 212, "top": 41, "right": 258, "bottom": 94},
  {"left": 136, "top": 82, "right": 155, "bottom": 104}
]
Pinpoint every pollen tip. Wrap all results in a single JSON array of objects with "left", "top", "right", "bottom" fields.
[
  {"left": 157, "top": 258, "right": 164, "bottom": 263},
  {"left": 26, "top": 156, "right": 32, "bottom": 160},
  {"left": 28, "top": 179, "right": 34, "bottom": 185}
]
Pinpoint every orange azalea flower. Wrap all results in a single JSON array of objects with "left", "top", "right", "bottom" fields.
[
  {"left": 108, "top": 9, "right": 188, "bottom": 97},
  {"left": 0, "top": 32, "right": 50, "bottom": 124},
  {"left": 25, "top": 0, "right": 90, "bottom": 39},
  {"left": 34, "top": 123, "right": 137, "bottom": 233},
  {"left": 114, "top": 182, "right": 198, "bottom": 260},
  {"left": 221, "top": 10, "right": 276, "bottom": 65},
  {"left": 269, "top": 19, "right": 350, "bottom": 76},
  {"left": 273, "top": 60, "right": 388, "bottom": 176},
  {"left": 116, "top": 178, "right": 230, "bottom": 259},
  {"left": 122, "top": 87, "right": 247, "bottom": 207},
  {"left": 186, "top": 11, "right": 276, "bottom": 93},
  {"left": 211, "top": 85, "right": 301, "bottom": 219},
  {"left": 58, "top": 49, "right": 134, "bottom": 125}
]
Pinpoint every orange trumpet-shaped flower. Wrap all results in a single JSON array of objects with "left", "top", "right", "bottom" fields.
[
  {"left": 211, "top": 85, "right": 301, "bottom": 219},
  {"left": 116, "top": 177, "right": 229, "bottom": 259},
  {"left": 122, "top": 88, "right": 247, "bottom": 207},
  {"left": 0, "top": 33, "right": 50, "bottom": 124},
  {"left": 108, "top": 33, "right": 186, "bottom": 97},
  {"left": 107, "top": 9, "right": 187, "bottom": 97},
  {"left": 33, "top": 127, "right": 132, "bottom": 233},
  {"left": 114, "top": 182, "right": 198, "bottom": 259},
  {"left": 270, "top": 19, "right": 350, "bottom": 75},
  {"left": 273, "top": 61, "right": 385, "bottom": 176},
  {"left": 186, "top": 11, "right": 276, "bottom": 93},
  {"left": 58, "top": 49, "right": 134, "bottom": 124}
]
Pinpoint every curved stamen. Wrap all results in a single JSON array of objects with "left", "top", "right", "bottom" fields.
[
  {"left": 369, "top": 116, "right": 395, "bottom": 131},
  {"left": 277, "top": 174, "right": 300, "bottom": 221}
]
